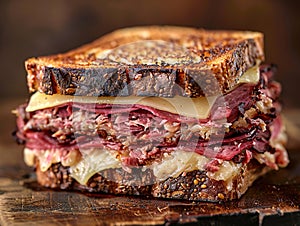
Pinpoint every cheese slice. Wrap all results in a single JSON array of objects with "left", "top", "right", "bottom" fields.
[
  {"left": 26, "top": 65, "right": 259, "bottom": 119},
  {"left": 26, "top": 92, "right": 218, "bottom": 119}
]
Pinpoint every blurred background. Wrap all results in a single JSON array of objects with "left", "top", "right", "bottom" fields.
[{"left": 0, "top": 0, "right": 300, "bottom": 157}]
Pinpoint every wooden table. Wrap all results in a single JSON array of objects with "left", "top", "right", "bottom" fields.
[{"left": 0, "top": 99, "right": 299, "bottom": 226}]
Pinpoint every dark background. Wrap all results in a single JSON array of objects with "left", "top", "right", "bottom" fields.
[{"left": 0, "top": 0, "right": 299, "bottom": 108}]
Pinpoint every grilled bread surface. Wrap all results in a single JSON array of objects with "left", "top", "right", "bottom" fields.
[
  {"left": 26, "top": 26, "right": 264, "bottom": 97},
  {"left": 35, "top": 159, "right": 270, "bottom": 202}
]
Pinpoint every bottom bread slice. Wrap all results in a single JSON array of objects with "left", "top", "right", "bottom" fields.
[{"left": 35, "top": 159, "right": 270, "bottom": 202}]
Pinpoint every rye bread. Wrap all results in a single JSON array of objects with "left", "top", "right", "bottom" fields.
[
  {"left": 25, "top": 26, "right": 264, "bottom": 97},
  {"left": 35, "top": 159, "right": 270, "bottom": 202}
]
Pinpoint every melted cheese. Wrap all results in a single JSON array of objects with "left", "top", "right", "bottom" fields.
[
  {"left": 238, "top": 65, "right": 259, "bottom": 84},
  {"left": 26, "top": 65, "right": 259, "bottom": 118},
  {"left": 152, "top": 151, "right": 209, "bottom": 181},
  {"left": 70, "top": 149, "right": 121, "bottom": 185},
  {"left": 24, "top": 148, "right": 242, "bottom": 186}
]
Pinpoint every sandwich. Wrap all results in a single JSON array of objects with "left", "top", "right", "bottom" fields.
[{"left": 14, "top": 26, "right": 288, "bottom": 201}]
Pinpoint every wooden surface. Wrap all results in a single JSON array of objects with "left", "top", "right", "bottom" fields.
[{"left": 0, "top": 100, "right": 300, "bottom": 226}]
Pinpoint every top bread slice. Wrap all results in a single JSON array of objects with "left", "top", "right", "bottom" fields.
[{"left": 25, "top": 26, "right": 264, "bottom": 97}]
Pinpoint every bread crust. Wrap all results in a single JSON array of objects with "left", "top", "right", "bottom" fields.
[
  {"left": 35, "top": 159, "right": 270, "bottom": 202},
  {"left": 25, "top": 26, "right": 264, "bottom": 97}
]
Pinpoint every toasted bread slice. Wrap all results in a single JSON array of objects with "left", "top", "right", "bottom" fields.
[
  {"left": 26, "top": 26, "right": 264, "bottom": 97},
  {"left": 35, "top": 158, "right": 270, "bottom": 202}
]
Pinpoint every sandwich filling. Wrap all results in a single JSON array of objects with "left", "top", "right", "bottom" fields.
[{"left": 14, "top": 64, "right": 288, "bottom": 189}]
